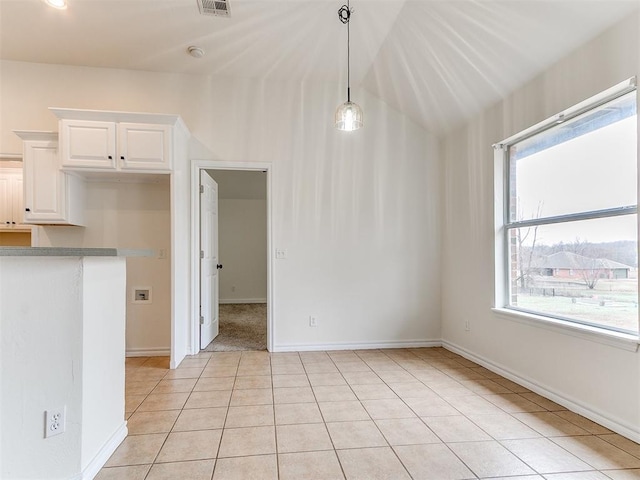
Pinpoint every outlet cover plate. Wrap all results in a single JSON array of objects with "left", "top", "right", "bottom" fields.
[
  {"left": 132, "top": 286, "right": 153, "bottom": 304},
  {"left": 45, "top": 407, "right": 66, "bottom": 438}
]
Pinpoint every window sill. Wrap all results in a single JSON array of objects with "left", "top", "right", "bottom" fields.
[{"left": 491, "top": 307, "right": 640, "bottom": 352}]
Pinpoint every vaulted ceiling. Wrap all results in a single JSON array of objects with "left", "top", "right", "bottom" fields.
[{"left": 1, "top": 0, "right": 638, "bottom": 134}]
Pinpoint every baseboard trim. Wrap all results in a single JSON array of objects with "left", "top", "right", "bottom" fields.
[
  {"left": 74, "top": 422, "right": 128, "bottom": 480},
  {"left": 273, "top": 340, "right": 441, "bottom": 353},
  {"left": 219, "top": 298, "right": 267, "bottom": 304},
  {"left": 442, "top": 339, "right": 640, "bottom": 443},
  {"left": 126, "top": 348, "right": 171, "bottom": 357}
]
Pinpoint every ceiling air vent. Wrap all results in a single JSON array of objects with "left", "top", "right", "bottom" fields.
[{"left": 197, "top": 0, "right": 231, "bottom": 17}]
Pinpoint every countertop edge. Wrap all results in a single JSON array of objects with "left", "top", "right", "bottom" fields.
[{"left": 0, "top": 247, "right": 155, "bottom": 257}]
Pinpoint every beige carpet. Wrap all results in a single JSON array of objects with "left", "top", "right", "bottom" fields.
[{"left": 203, "top": 303, "right": 267, "bottom": 352}]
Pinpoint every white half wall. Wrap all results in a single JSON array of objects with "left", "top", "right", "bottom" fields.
[
  {"left": 1, "top": 257, "right": 83, "bottom": 479},
  {"left": 0, "top": 255, "right": 127, "bottom": 479},
  {"left": 440, "top": 13, "right": 640, "bottom": 440},
  {"left": 219, "top": 199, "right": 267, "bottom": 303},
  {"left": 35, "top": 181, "right": 171, "bottom": 355}
]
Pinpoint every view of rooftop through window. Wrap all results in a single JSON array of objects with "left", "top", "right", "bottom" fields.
[{"left": 507, "top": 90, "right": 638, "bottom": 334}]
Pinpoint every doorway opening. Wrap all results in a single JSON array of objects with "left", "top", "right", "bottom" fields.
[
  {"left": 191, "top": 162, "right": 273, "bottom": 354},
  {"left": 204, "top": 303, "right": 267, "bottom": 351}
]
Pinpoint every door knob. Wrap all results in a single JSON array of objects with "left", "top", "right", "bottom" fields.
[{"left": 217, "top": 264, "right": 223, "bottom": 270}]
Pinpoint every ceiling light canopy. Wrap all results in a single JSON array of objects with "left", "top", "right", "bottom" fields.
[
  {"left": 187, "top": 46, "right": 205, "bottom": 58},
  {"left": 45, "top": 0, "right": 67, "bottom": 9},
  {"left": 335, "top": 1, "right": 362, "bottom": 132}
]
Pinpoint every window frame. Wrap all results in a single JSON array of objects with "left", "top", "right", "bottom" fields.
[{"left": 494, "top": 77, "right": 639, "bottom": 340}]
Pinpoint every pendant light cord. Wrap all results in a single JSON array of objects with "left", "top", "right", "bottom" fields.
[
  {"left": 347, "top": 0, "right": 351, "bottom": 102},
  {"left": 338, "top": 2, "right": 352, "bottom": 102}
]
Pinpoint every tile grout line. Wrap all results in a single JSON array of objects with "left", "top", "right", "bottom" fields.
[
  {"left": 366, "top": 349, "right": 478, "bottom": 480},
  {"left": 352, "top": 350, "right": 417, "bottom": 480},
  {"left": 304, "top": 351, "right": 349, "bottom": 480},
  {"left": 140, "top": 359, "right": 173, "bottom": 479},
  {"left": 208, "top": 353, "right": 237, "bottom": 479},
  {"left": 266, "top": 353, "right": 280, "bottom": 480}
]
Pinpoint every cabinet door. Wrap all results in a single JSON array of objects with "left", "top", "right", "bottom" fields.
[
  {"left": 60, "top": 119, "right": 117, "bottom": 169},
  {"left": 23, "top": 141, "right": 67, "bottom": 223},
  {"left": 11, "top": 176, "right": 25, "bottom": 227},
  {"left": 118, "top": 123, "right": 171, "bottom": 171},
  {"left": 0, "top": 174, "right": 11, "bottom": 228}
]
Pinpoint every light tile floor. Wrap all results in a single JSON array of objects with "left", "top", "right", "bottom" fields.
[{"left": 97, "top": 348, "right": 640, "bottom": 479}]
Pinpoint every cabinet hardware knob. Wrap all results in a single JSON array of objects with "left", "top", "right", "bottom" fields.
[
  {"left": 11, "top": 222, "right": 15, "bottom": 224},
  {"left": 5, "top": 221, "right": 9, "bottom": 224},
  {"left": 25, "top": 208, "right": 31, "bottom": 212},
  {"left": 108, "top": 155, "right": 113, "bottom": 160},
  {"left": 120, "top": 156, "right": 125, "bottom": 160},
  {"left": 217, "top": 264, "right": 223, "bottom": 270}
]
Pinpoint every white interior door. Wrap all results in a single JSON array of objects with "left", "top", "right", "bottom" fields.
[{"left": 200, "top": 170, "right": 220, "bottom": 349}]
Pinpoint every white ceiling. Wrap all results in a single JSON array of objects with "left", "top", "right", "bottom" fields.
[{"left": 1, "top": 0, "right": 638, "bottom": 134}]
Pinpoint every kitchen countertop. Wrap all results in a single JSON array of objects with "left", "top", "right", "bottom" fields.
[{"left": 0, "top": 247, "right": 155, "bottom": 257}]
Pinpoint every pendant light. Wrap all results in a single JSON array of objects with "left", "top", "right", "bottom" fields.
[
  {"left": 335, "top": 1, "right": 363, "bottom": 131},
  {"left": 45, "top": 0, "right": 67, "bottom": 9}
]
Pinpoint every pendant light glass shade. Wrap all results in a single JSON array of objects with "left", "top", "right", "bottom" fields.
[
  {"left": 335, "top": 100, "right": 363, "bottom": 131},
  {"left": 45, "top": 0, "right": 67, "bottom": 8}
]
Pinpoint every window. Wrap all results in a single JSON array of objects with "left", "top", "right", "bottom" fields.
[{"left": 496, "top": 79, "right": 638, "bottom": 336}]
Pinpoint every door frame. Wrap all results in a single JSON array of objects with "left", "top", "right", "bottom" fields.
[{"left": 190, "top": 160, "right": 274, "bottom": 353}]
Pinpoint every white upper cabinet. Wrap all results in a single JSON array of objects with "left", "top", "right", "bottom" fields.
[
  {"left": 61, "top": 120, "right": 116, "bottom": 169},
  {"left": 15, "top": 131, "right": 85, "bottom": 226},
  {"left": 53, "top": 109, "right": 180, "bottom": 173},
  {"left": 118, "top": 123, "right": 171, "bottom": 171}
]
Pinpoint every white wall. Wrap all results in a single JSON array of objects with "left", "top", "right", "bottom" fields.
[
  {"left": 0, "top": 63, "right": 214, "bottom": 157},
  {"left": 219, "top": 199, "right": 267, "bottom": 303},
  {"left": 35, "top": 180, "right": 171, "bottom": 356},
  {"left": 441, "top": 13, "right": 640, "bottom": 440},
  {"left": 0, "top": 60, "right": 442, "bottom": 355},
  {"left": 190, "top": 79, "right": 442, "bottom": 350}
]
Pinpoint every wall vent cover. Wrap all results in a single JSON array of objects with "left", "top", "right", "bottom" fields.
[{"left": 197, "top": 0, "right": 231, "bottom": 17}]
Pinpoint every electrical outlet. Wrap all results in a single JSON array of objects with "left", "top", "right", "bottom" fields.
[
  {"left": 45, "top": 407, "right": 66, "bottom": 438},
  {"left": 133, "top": 287, "right": 152, "bottom": 304},
  {"left": 276, "top": 248, "right": 287, "bottom": 259},
  {"left": 309, "top": 316, "right": 317, "bottom": 327},
  {"left": 464, "top": 320, "right": 470, "bottom": 332}
]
